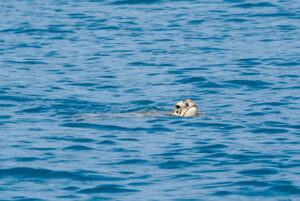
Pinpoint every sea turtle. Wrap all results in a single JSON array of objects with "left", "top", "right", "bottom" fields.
[
  {"left": 172, "top": 99, "right": 198, "bottom": 117},
  {"left": 75, "top": 99, "right": 201, "bottom": 118}
]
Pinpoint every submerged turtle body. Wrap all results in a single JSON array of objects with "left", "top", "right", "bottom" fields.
[{"left": 76, "top": 99, "right": 201, "bottom": 118}]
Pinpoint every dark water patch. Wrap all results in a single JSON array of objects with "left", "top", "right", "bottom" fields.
[
  {"left": 245, "top": 112, "right": 264, "bottom": 116},
  {"left": 118, "top": 138, "right": 139, "bottom": 141},
  {"left": 175, "top": 76, "right": 207, "bottom": 84},
  {"left": 205, "top": 153, "right": 228, "bottom": 158},
  {"left": 95, "top": 85, "right": 119, "bottom": 89},
  {"left": 4, "top": 59, "right": 47, "bottom": 65},
  {"left": 61, "top": 122, "right": 147, "bottom": 132},
  {"left": 43, "top": 136, "right": 95, "bottom": 143},
  {"left": 51, "top": 98, "right": 105, "bottom": 112},
  {"left": 120, "top": 171, "right": 135, "bottom": 175},
  {"left": 194, "top": 46, "right": 229, "bottom": 52},
  {"left": 112, "top": 148, "right": 139, "bottom": 153},
  {"left": 170, "top": 174, "right": 194, "bottom": 180},
  {"left": 188, "top": 20, "right": 204, "bottom": 25},
  {"left": 279, "top": 74, "right": 299, "bottom": 78},
  {"left": 202, "top": 144, "right": 227, "bottom": 149},
  {"left": 29, "top": 128, "right": 44, "bottom": 131},
  {"left": 63, "top": 186, "right": 80, "bottom": 191},
  {"left": 235, "top": 58, "right": 261, "bottom": 65},
  {"left": 251, "top": 102, "right": 288, "bottom": 106},
  {"left": 225, "top": 80, "right": 272, "bottom": 89},
  {"left": 158, "top": 160, "right": 195, "bottom": 169},
  {"left": 71, "top": 138, "right": 95, "bottom": 143},
  {"left": 239, "top": 168, "right": 278, "bottom": 176},
  {"left": 153, "top": 151, "right": 185, "bottom": 157},
  {"left": 0, "top": 167, "right": 120, "bottom": 181},
  {"left": 195, "top": 169, "right": 229, "bottom": 174},
  {"left": 198, "top": 81, "right": 223, "bottom": 88},
  {"left": 29, "top": 147, "right": 57, "bottom": 151},
  {"left": 225, "top": 18, "right": 248, "bottom": 22},
  {"left": 78, "top": 184, "right": 139, "bottom": 194},
  {"left": 128, "top": 182, "right": 152, "bottom": 186},
  {"left": 166, "top": 70, "right": 185, "bottom": 75},
  {"left": 250, "top": 12, "right": 296, "bottom": 18},
  {"left": 91, "top": 25, "right": 120, "bottom": 30},
  {"left": 234, "top": 180, "right": 270, "bottom": 187},
  {"left": 264, "top": 121, "right": 300, "bottom": 130},
  {"left": 63, "top": 145, "right": 93, "bottom": 150},
  {"left": 0, "top": 115, "right": 11, "bottom": 119},
  {"left": 234, "top": 2, "right": 276, "bottom": 8},
  {"left": 15, "top": 157, "right": 43, "bottom": 162},
  {"left": 213, "top": 190, "right": 231, "bottom": 196},
  {"left": 276, "top": 161, "right": 300, "bottom": 168},
  {"left": 129, "top": 100, "right": 154, "bottom": 105},
  {"left": 251, "top": 128, "right": 289, "bottom": 134},
  {"left": 150, "top": 126, "right": 172, "bottom": 132},
  {"left": 267, "top": 184, "right": 300, "bottom": 195},
  {"left": 277, "top": 25, "right": 297, "bottom": 31},
  {"left": 115, "top": 159, "right": 148, "bottom": 165},
  {"left": 0, "top": 95, "right": 34, "bottom": 102},
  {"left": 229, "top": 154, "right": 281, "bottom": 161},
  {"left": 0, "top": 103, "right": 15, "bottom": 107},
  {"left": 97, "top": 140, "right": 116, "bottom": 145},
  {"left": 275, "top": 62, "right": 300, "bottom": 67},
  {"left": 98, "top": 75, "right": 117, "bottom": 79},
  {"left": 68, "top": 13, "right": 91, "bottom": 19},
  {"left": 57, "top": 195, "right": 81, "bottom": 199},
  {"left": 195, "top": 144, "right": 227, "bottom": 154},
  {"left": 0, "top": 28, "right": 74, "bottom": 34},
  {"left": 183, "top": 122, "right": 243, "bottom": 130},
  {"left": 68, "top": 83, "right": 98, "bottom": 87},
  {"left": 128, "top": 61, "right": 157, "bottom": 66},
  {"left": 17, "top": 106, "right": 48, "bottom": 113},
  {"left": 12, "top": 197, "right": 43, "bottom": 201}
]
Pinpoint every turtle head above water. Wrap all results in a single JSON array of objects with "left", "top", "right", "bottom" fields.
[{"left": 172, "top": 99, "right": 198, "bottom": 117}]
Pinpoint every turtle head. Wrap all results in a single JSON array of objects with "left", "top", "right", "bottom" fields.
[{"left": 172, "top": 99, "right": 198, "bottom": 117}]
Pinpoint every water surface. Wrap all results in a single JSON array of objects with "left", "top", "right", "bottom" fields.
[{"left": 0, "top": 0, "right": 300, "bottom": 200}]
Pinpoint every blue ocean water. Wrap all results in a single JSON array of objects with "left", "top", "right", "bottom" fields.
[{"left": 0, "top": 0, "right": 300, "bottom": 200}]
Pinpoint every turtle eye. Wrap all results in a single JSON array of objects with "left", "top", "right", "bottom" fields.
[
  {"left": 186, "top": 103, "right": 189, "bottom": 108},
  {"left": 175, "top": 105, "right": 180, "bottom": 109}
]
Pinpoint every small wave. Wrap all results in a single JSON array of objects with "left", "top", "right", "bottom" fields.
[
  {"left": 15, "top": 157, "right": 44, "bottom": 162},
  {"left": 268, "top": 184, "right": 300, "bottom": 195},
  {"left": 0, "top": 28, "right": 74, "bottom": 34},
  {"left": 239, "top": 168, "right": 278, "bottom": 176},
  {"left": 251, "top": 128, "right": 289, "bottom": 134},
  {"left": 233, "top": 180, "right": 270, "bottom": 187},
  {"left": 63, "top": 145, "right": 93, "bottom": 150},
  {"left": 115, "top": 159, "right": 148, "bottom": 165},
  {"left": 175, "top": 76, "right": 207, "bottom": 84},
  {"left": 61, "top": 122, "right": 148, "bottom": 131},
  {"left": 0, "top": 167, "right": 122, "bottom": 181},
  {"left": 233, "top": 2, "right": 276, "bottom": 8},
  {"left": 0, "top": 95, "right": 34, "bottom": 102},
  {"left": 17, "top": 106, "right": 48, "bottom": 113},
  {"left": 225, "top": 80, "right": 272, "bottom": 89},
  {"left": 97, "top": 140, "right": 117, "bottom": 145},
  {"left": 111, "top": 0, "right": 161, "bottom": 5},
  {"left": 158, "top": 160, "right": 195, "bottom": 169},
  {"left": 250, "top": 102, "right": 288, "bottom": 106},
  {"left": 78, "top": 184, "right": 139, "bottom": 194}
]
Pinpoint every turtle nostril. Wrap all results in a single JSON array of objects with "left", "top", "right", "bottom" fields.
[{"left": 175, "top": 105, "right": 180, "bottom": 109}]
